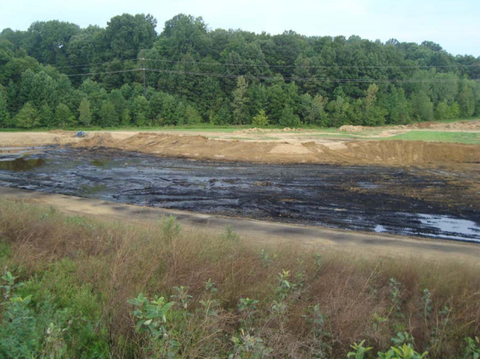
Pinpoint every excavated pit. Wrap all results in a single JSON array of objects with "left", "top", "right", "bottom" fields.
[{"left": 0, "top": 146, "right": 479, "bottom": 243}]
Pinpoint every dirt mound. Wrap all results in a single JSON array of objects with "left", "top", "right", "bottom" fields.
[
  {"left": 71, "top": 133, "right": 115, "bottom": 148},
  {"left": 339, "top": 120, "right": 480, "bottom": 133},
  {"left": 233, "top": 127, "right": 313, "bottom": 135},
  {"left": 339, "top": 125, "right": 371, "bottom": 132},
  {"left": 233, "top": 128, "right": 268, "bottom": 135},
  {"left": 314, "top": 141, "right": 480, "bottom": 165},
  {"left": 48, "top": 130, "right": 75, "bottom": 134},
  {"left": 411, "top": 120, "right": 480, "bottom": 131},
  {"left": 70, "top": 131, "right": 480, "bottom": 167},
  {"left": 120, "top": 133, "right": 209, "bottom": 150}
]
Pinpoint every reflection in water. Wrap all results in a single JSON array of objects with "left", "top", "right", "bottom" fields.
[
  {"left": 417, "top": 214, "right": 480, "bottom": 243},
  {"left": 0, "top": 158, "right": 45, "bottom": 171}
]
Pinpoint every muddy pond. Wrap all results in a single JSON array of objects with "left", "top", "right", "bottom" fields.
[{"left": 0, "top": 147, "right": 479, "bottom": 243}]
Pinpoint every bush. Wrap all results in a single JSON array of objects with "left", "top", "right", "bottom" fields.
[{"left": 252, "top": 109, "right": 269, "bottom": 127}]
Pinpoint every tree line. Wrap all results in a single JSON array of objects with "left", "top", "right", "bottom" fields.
[{"left": 0, "top": 13, "right": 479, "bottom": 129}]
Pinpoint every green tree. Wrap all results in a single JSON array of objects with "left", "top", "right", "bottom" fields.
[
  {"left": 38, "top": 103, "right": 54, "bottom": 127},
  {"left": 252, "top": 109, "right": 269, "bottom": 127},
  {"left": 307, "top": 95, "right": 328, "bottom": 126},
  {"left": 158, "top": 14, "right": 210, "bottom": 59},
  {"left": 67, "top": 25, "right": 105, "bottom": 69},
  {"left": 247, "top": 84, "right": 268, "bottom": 122},
  {"left": 121, "top": 108, "right": 132, "bottom": 126},
  {"left": 211, "top": 103, "right": 231, "bottom": 125},
  {"left": 55, "top": 103, "right": 75, "bottom": 127},
  {"left": 435, "top": 100, "right": 449, "bottom": 120},
  {"left": 411, "top": 91, "right": 434, "bottom": 122},
  {"left": 232, "top": 76, "right": 249, "bottom": 125},
  {"left": 132, "top": 96, "right": 149, "bottom": 126},
  {"left": 0, "top": 88, "right": 9, "bottom": 127},
  {"left": 183, "top": 105, "right": 202, "bottom": 125},
  {"left": 24, "top": 20, "right": 80, "bottom": 65},
  {"left": 327, "top": 95, "right": 350, "bottom": 127},
  {"left": 386, "top": 86, "right": 411, "bottom": 124},
  {"left": 173, "top": 101, "right": 186, "bottom": 124},
  {"left": 279, "top": 105, "right": 300, "bottom": 127},
  {"left": 457, "top": 83, "right": 475, "bottom": 117},
  {"left": 448, "top": 101, "right": 461, "bottom": 119},
  {"left": 161, "top": 94, "right": 177, "bottom": 125},
  {"left": 267, "top": 77, "right": 288, "bottom": 124},
  {"left": 104, "top": 14, "right": 157, "bottom": 59},
  {"left": 78, "top": 98, "right": 92, "bottom": 126},
  {"left": 99, "top": 101, "right": 118, "bottom": 127},
  {"left": 6, "top": 80, "right": 17, "bottom": 114},
  {"left": 363, "top": 83, "right": 385, "bottom": 126},
  {"left": 1, "top": 12, "right": 480, "bottom": 130},
  {"left": 15, "top": 102, "right": 39, "bottom": 128},
  {"left": 149, "top": 92, "right": 164, "bottom": 120}
]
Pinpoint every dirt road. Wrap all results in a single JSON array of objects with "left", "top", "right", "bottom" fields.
[{"left": 2, "top": 186, "right": 479, "bottom": 265}]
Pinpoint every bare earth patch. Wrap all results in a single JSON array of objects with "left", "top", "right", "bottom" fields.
[{"left": 1, "top": 128, "right": 479, "bottom": 167}]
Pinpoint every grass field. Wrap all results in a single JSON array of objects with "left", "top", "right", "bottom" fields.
[
  {"left": 0, "top": 117, "right": 477, "bottom": 134},
  {"left": 0, "top": 199, "right": 479, "bottom": 358},
  {"left": 385, "top": 131, "right": 480, "bottom": 145}
]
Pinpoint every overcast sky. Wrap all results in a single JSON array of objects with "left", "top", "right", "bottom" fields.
[{"left": 1, "top": 0, "right": 479, "bottom": 57}]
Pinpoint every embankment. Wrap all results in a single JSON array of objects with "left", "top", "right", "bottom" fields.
[{"left": 71, "top": 132, "right": 480, "bottom": 166}]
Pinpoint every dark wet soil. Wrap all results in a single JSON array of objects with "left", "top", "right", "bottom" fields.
[{"left": 0, "top": 147, "right": 479, "bottom": 243}]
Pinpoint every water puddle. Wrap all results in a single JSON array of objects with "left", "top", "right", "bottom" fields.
[
  {"left": 358, "top": 181, "right": 379, "bottom": 189},
  {"left": 417, "top": 214, "right": 480, "bottom": 243},
  {"left": 0, "top": 157, "right": 45, "bottom": 171},
  {"left": 91, "top": 160, "right": 110, "bottom": 167},
  {"left": 374, "top": 224, "right": 387, "bottom": 233}
]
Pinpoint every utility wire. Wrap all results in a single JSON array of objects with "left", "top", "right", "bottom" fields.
[
  {"left": 145, "top": 68, "right": 480, "bottom": 83},
  {"left": 54, "top": 56, "right": 480, "bottom": 71},
  {"left": 55, "top": 58, "right": 138, "bottom": 69},
  {"left": 143, "top": 58, "right": 480, "bottom": 69},
  {"left": 63, "top": 67, "right": 480, "bottom": 82},
  {"left": 65, "top": 68, "right": 143, "bottom": 77}
]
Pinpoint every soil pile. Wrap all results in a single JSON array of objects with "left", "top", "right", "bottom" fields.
[
  {"left": 339, "top": 120, "right": 480, "bottom": 132},
  {"left": 339, "top": 125, "right": 372, "bottom": 132},
  {"left": 70, "top": 133, "right": 115, "bottom": 148},
  {"left": 233, "top": 127, "right": 313, "bottom": 135},
  {"left": 413, "top": 120, "right": 480, "bottom": 130},
  {"left": 70, "top": 132, "right": 480, "bottom": 166},
  {"left": 314, "top": 141, "right": 480, "bottom": 165},
  {"left": 2, "top": 130, "right": 479, "bottom": 167}
]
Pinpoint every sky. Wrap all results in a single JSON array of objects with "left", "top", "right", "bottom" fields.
[{"left": 0, "top": 0, "right": 479, "bottom": 57}]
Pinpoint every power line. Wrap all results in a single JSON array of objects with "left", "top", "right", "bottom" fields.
[
  {"left": 63, "top": 67, "right": 480, "bottom": 83},
  {"left": 143, "top": 57, "right": 480, "bottom": 69},
  {"left": 146, "top": 68, "right": 480, "bottom": 83},
  {"left": 54, "top": 56, "right": 480, "bottom": 71},
  {"left": 65, "top": 68, "right": 142, "bottom": 77},
  {"left": 55, "top": 58, "right": 138, "bottom": 69}
]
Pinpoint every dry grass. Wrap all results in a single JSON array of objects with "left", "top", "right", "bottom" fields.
[{"left": 0, "top": 198, "right": 479, "bottom": 358}]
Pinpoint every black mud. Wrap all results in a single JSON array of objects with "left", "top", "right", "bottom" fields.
[{"left": 0, "top": 147, "right": 479, "bottom": 243}]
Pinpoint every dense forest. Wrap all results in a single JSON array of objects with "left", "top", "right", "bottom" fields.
[{"left": 0, "top": 13, "right": 479, "bottom": 129}]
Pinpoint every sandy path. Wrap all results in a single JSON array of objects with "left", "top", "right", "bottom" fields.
[{"left": 1, "top": 186, "right": 479, "bottom": 266}]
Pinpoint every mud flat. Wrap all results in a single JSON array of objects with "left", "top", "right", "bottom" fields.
[{"left": 0, "top": 147, "right": 479, "bottom": 243}]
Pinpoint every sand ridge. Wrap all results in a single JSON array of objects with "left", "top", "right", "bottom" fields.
[{"left": 1, "top": 129, "right": 479, "bottom": 167}]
